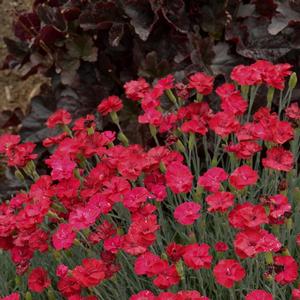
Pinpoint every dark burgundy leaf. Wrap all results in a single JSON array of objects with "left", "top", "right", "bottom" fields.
[
  {"left": 161, "top": 0, "right": 189, "bottom": 33},
  {"left": 268, "top": 1, "right": 300, "bottom": 35},
  {"left": 109, "top": 23, "right": 125, "bottom": 47},
  {"left": 0, "top": 168, "right": 25, "bottom": 200},
  {"left": 122, "top": 0, "right": 159, "bottom": 41},
  {"left": 3, "top": 38, "right": 28, "bottom": 60},
  {"left": 0, "top": 108, "right": 24, "bottom": 129},
  {"left": 237, "top": 4, "right": 256, "bottom": 18},
  {"left": 65, "top": 36, "right": 98, "bottom": 62},
  {"left": 13, "top": 12, "right": 41, "bottom": 41},
  {"left": 79, "top": 2, "right": 121, "bottom": 31},
  {"left": 33, "top": 0, "right": 60, "bottom": 9},
  {"left": 61, "top": 6, "right": 81, "bottom": 21},
  {"left": 211, "top": 42, "right": 243, "bottom": 76},
  {"left": 227, "top": 17, "right": 291, "bottom": 61},
  {"left": 36, "top": 4, "right": 66, "bottom": 31},
  {"left": 253, "top": 0, "right": 277, "bottom": 18},
  {"left": 35, "top": 25, "right": 65, "bottom": 46}
]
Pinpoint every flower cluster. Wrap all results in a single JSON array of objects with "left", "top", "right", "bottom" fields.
[{"left": 0, "top": 60, "right": 299, "bottom": 299}]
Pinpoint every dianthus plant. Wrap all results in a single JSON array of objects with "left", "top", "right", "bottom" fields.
[{"left": 1, "top": 60, "right": 300, "bottom": 300}]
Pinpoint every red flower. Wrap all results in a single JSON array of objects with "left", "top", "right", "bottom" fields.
[
  {"left": 134, "top": 252, "right": 167, "bottom": 277},
  {"left": 225, "top": 141, "right": 262, "bottom": 160},
  {"left": 177, "top": 290, "right": 210, "bottom": 300},
  {"left": 0, "top": 134, "right": 20, "bottom": 153},
  {"left": 286, "top": 102, "right": 300, "bottom": 120},
  {"left": 188, "top": 72, "right": 214, "bottom": 95},
  {"left": 262, "top": 147, "right": 294, "bottom": 172},
  {"left": 216, "top": 83, "right": 248, "bottom": 116},
  {"left": 28, "top": 267, "right": 51, "bottom": 293},
  {"left": 166, "top": 243, "right": 185, "bottom": 262},
  {"left": 183, "top": 243, "right": 212, "bottom": 270},
  {"left": 197, "top": 167, "right": 228, "bottom": 193},
  {"left": 155, "top": 74, "right": 174, "bottom": 92},
  {"left": 123, "top": 187, "right": 152, "bottom": 212},
  {"left": 138, "top": 108, "right": 162, "bottom": 126},
  {"left": 208, "top": 112, "right": 240, "bottom": 138},
  {"left": 271, "top": 120, "right": 294, "bottom": 144},
  {"left": 174, "top": 202, "right": 201, "bottom": 225},
  {"left": 165, "top": 162, "right": 193, "bottom": 194},
  {"left": 234, "top": 229, "right": 281, "bottom": 258},
  {"left": 229, "top": 165, "right": 258, "bottom": 190},
  {"left": 181, "top": 119, "right": 208, "bottom": 135},
  {"left": 292, "top": 287, "right": 300, "bottom": 300},
  {"left": 52, "top": 223, "right": 76, "bottom": 250},
  {"left": 97, "top": 95, "right": 123, "bottom": 116},
  {"left": 72, "top": 258, "right": 106, "bottom": 287},
  {"left": 156, "top": 292, "right": 178, "bottom": 300},
  {"left": 6, "top": 142, "right": 37, "bottom": 167},
  {"left": 231, "top": 64, "right": 261, "bottom": 86},
  {"left": 46, "top": 109, "right": 72, "bottom": 128},
  {"left": 69, "top": 206, "right": 99, "bottom": 230},
  {"left": 267, "top": 194, "right": 291, "bottom": 224},
  {"left": 205, "top": 191, "right": 234, "bottom": 213},
  {"left": 0, "top": 294, "right": 20, "bottom": 300},
  {"left": 274, "top": 256, "right": 298, "bottom": 285},
  {"left": 153, "top": 265, "right": 180, "bottom": 289},
  {"left": 124, "top": 78, "right": 150, "bottom": 101},
  {"left": 103, "top": 235, "right": 124, "bottom": 254},
  {"left": 130, "top": 290, "right": 156, "bottom": 300},
  {"left": 245, "top": 290, "right": 273, "bottom": 300},
  {"left": 214, "top": 242, "right": 228, "bottom": 252},
  {"left": 213, "top": 259, "right": 246, "bottom": 288},
  {"left": 229, "top": 202, "right": 268, "bottom": 230},
  {"left": 45, "top": 153, "right": 76, "bottom": 180}
]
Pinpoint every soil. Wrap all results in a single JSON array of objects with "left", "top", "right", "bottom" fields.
[{"left": 0, "top": 0, "right": 46, "bottom": 119}]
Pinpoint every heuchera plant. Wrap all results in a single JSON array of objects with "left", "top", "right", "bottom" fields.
[
  {"left": 1, "top": 60, "right": 300, "bottom": 299},
  {"left": 4, "top": 0, "right": 300, "bottom": 144}
]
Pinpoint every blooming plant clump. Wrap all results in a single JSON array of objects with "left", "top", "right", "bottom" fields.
[{"left": 1, "top": 60, "right": 300, "bottom": 299}]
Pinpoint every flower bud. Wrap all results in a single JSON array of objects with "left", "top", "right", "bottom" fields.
[
  {"left": 25, "top": 292, "right": 33, "bottom": 300},
  {"left": 110, "top": 111, "right": 119, "bottom": 125},
  {"left": 87, "top": 127, "right": 95, "bottom": 135},
  {"left": 47, "top": 288, "right": 56, "bottom": 300},
  {"left": 15, "top": 275, "right": 21, "bottom": 287},
  {"left": 285, "top": 217, "right": 293, "bottom": 231},
  {"left": 175, "top": 259, "right": 185, "bottom": 280},
  {"left": 117, "top": 132, "right": 129, "bottom": 146},
  {"left": 159, "top": 161, "right": 166, "bottom": 173},
  {"left": 15, "top": 169, "right": 25, "bottom": 182},
  {"left": 265, "top": 252, "right": 274, "bottom": 265},
  {"left": 166, "top": 89, "right": 177, "bottom": 105},
  {"left": 188, "top": 133, "right": 196, "bottom": 151},
  {"left": 289, "top": 72, "right": 298, "bottom": 89},
  {"left": 176, "top": 139, "right": 185, "bottom": 153}
]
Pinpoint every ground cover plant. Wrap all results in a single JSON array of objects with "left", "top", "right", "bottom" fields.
[{"left": 1, "top": 60, "right": 300, "bottom": 299}]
